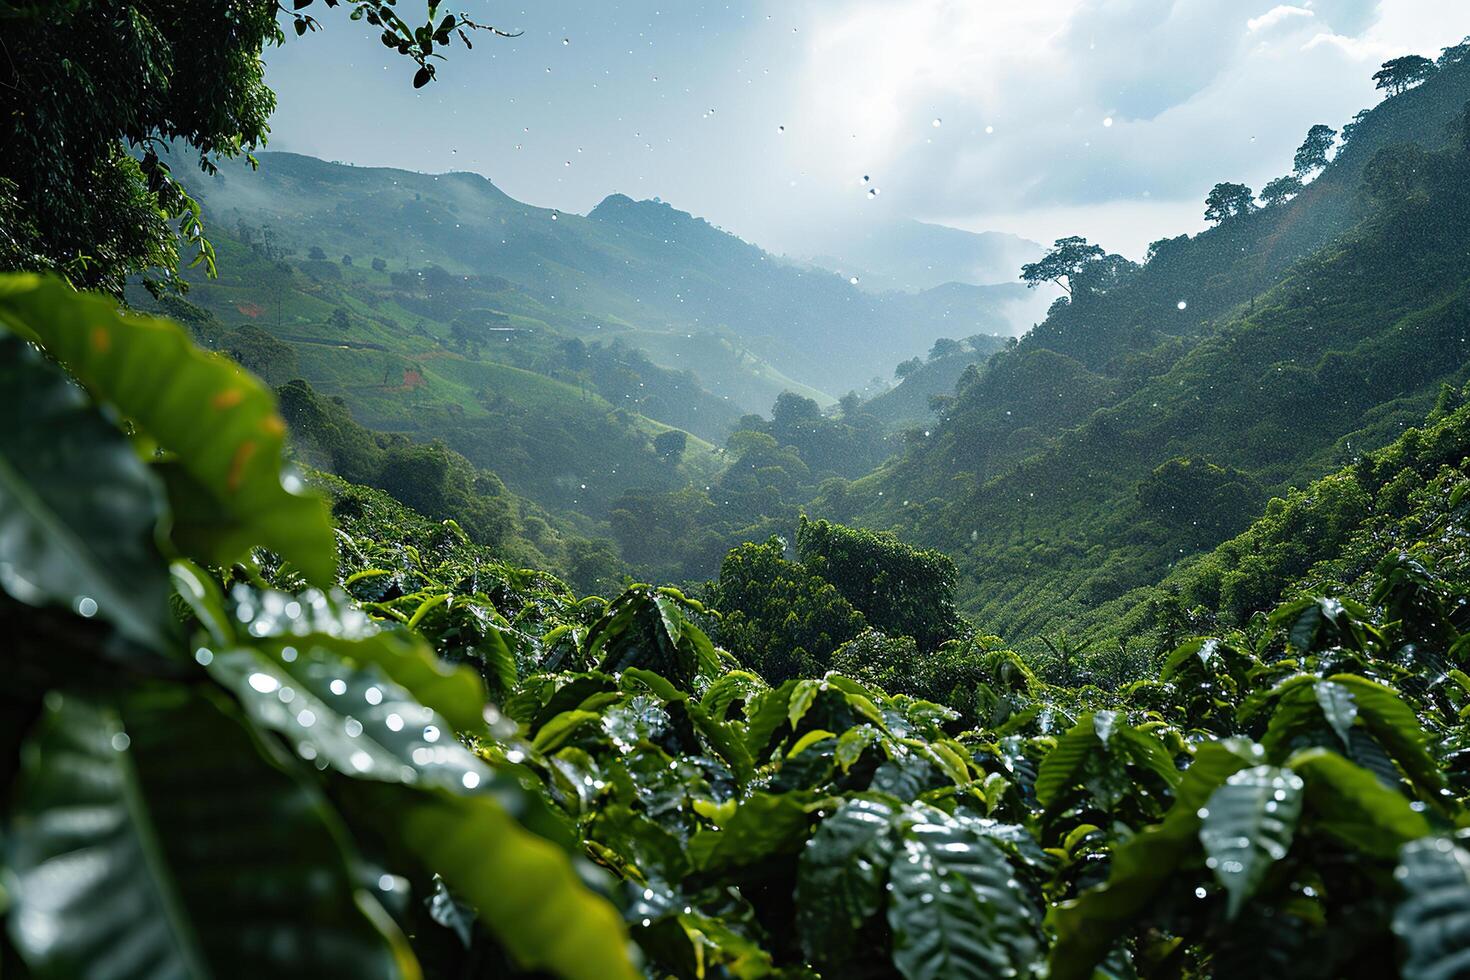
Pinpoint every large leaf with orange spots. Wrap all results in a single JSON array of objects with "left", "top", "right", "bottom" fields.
[{"left": 0, "top": 274, "right": 335, "bottom": 585}]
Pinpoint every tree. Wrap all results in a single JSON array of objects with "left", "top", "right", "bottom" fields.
[
  {"left": 308, "top": 245, "right": 328, "bottom": 261},
  {"left": 895, "top": 356, "right": 923, "bottom": 380},
  {"left": 928, "top": 337, "right": 964, "bottom": 360},
  {"left": 708, "top": 537, "right": 867, "bottom": 681},
  {"left": 1341, "top": 109, "right": 1372, "bottom": 147},
  {"left": 1462, "top": 101, "right": 1470, "bottom": 155},
  {"left": 1259, "top": 175, "right": 1305, "bottom": 208},
  {"left": 0, "top": 3, "right": 506, "bottom": 297},
  {"left": 653, "top": 429, "right": 688, "bottom": 462},
  {"left": 371, "top": 257, "right": 388, "bottom": 272},
  {"left": 1438, "top": 36, "right": 1470, "bottom": 68},
  {"left": 1204, "top": 182, "right": 1255, "bottom": 223},
  {"left": 1293, "top": 124, "right": 1337, "bottom": 177},
  {"left": 1374, "top": 55, "right": 1436, "bottom": 97},
  {"left": 1020, "top": 236, "right": 1106, "bottom": 296},
  {"left": 796, "top": 516, "right": 961, "bottom": 652},
  {"left": 341, "top": 253, "right": 353, "bottom": 266},
  {"left": 329, "top": 308, "right": 352, "bottom": 331}
]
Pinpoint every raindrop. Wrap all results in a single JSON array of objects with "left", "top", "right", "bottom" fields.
[
  {"left": 505, "top": 749, "right": 526, "bottom": 764},
  {"left": 931, "top": 117, "right": 942, "bottom": 128},
  {"left": 985, "top": 125, "right": 994, "bottom": 134},
  {"left": 350, "top": 751, "right": 373, "bottom": 772},
  {"left": 562, "top": 37, "right": 570, "bottom": 45},
  {"left": 110, "top": 732, "right": 131, "bottom": 752},
  {"left": 849, "top": 276, "right": 860, "bottom": 285},
  {"left": 1103, "top": 117, "right": 1114, "bottom": 127},
  {"left": 296, "top": 709, "right": 317, "bottom": 728},
  {"left": 378, "top": 874, "right": 396, "bottom": 891},
  {"left": 329, "top": 678, "right": 348, "bottom": 696},
  {"left": 1195, "top": 886, "right": 1208, "bottom": 899},
  {"left": 462, "top": 771, "right": 481, "bottom": 789},
  {"left": 365, "top": 686, "right": 384, "bottom": 706},
  {"left": 194, "top": 647, "right": 214, "bottom": 666},
  {"left": 76, "top": 596, "right": 97, "bottom": 618},
  {"left": 423, "top": 725, "right": 442, "bottom": 743},
  {"left": 386, "top": 712, "right": 404, "bottom": 732},
  {"left": 248, "top": 672, "right": 280, "bottom": 694},
  {"left": 345, "top": 718, "right": 364, "bottom": 738},
  {"left": 867, "top": 188, "right": 878, "bottom": 199},
  {"left": 777, "top": 125, "right": 786, "bottom": 134},
  {"left": 1177, "top": 300, "right": 1188, "bottom": 311},
  {"left": 643, "top": 888, "right": 655, "bottom": 900}
]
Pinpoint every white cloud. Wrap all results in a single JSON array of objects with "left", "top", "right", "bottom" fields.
[
  {"left": 763, "top": 0, "right": 1470, "bottom": 257},
  {"left": 1248, "top": 5, "right": 1315, "bottom": 33}
]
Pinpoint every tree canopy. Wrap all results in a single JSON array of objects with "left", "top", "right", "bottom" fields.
[
  {"left": 1020, "top": 236, "right": 1106, "bottom": 296},
  {"left": 1374, "top": 55, "right": 1436, "bottom": 97},
  {"left": 1293, "top": 124, "right": 1337, "bottom": 176},
  {"left": 1204, "top": 182, "right": 1255, "bottom": 223},
  {"left": 0, "top": 1, "right": 505, "bottom": 296},
  {"left": 1259, "top": 174, "right": 1305, "bottom": 208}
]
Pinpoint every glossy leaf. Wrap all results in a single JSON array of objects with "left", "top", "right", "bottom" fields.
[
  {"left": 886, "top": 811, "right": 1038, "bottom": 980},
  {"left": 4, "top": 690, "right": 415, "bottom": 979},
  {"left": 0, "top": 274, "right": 335, "bottom": 585},
  {"left": 0, "top": 335, "right": 171, "bottom": 647},
  {"left": 1198, "top": 765, "right": 1304, "bottom": 917},
  {"left": 796, "top": 797, "right": 900, "bottom": 970},
  {"left": 1395, "top": 837, "right": 1470, "bottom": 980}
]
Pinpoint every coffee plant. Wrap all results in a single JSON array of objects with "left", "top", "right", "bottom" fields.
[{"left": 4, "top": 271, "right": 1470, "bottom": 977}]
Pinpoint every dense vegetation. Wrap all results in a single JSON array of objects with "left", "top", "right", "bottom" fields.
[
  {"left": 837, "top": 52, "right": 1470, "bottom": 654},
  {"left": 7, "top": 4, "right": 1470, "bottom": 975},
  {"left": 11, "top": 276, "right": 1470, "bottom": 979}
]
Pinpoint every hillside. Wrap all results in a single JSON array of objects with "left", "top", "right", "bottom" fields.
[
  {"left": 865, "top": 333, "right": 1012, "bottom": 430},
  {"left": 826, "top": 58, "right": 1470, "bottom": 648},
  {"left": 172, "top": 152, "right": 1028, "bottom": 401}
]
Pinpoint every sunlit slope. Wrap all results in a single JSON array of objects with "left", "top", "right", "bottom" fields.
[
  {"left": 830, "top": 61, "right": 1470, "bottom": 645},
  {"left": 179, "top": 151, "right": 1020, "bottom": 397}
]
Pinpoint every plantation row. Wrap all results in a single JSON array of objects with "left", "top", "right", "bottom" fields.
[{"left": 4, "top": 272, "right": 1470, "bottom": 977}]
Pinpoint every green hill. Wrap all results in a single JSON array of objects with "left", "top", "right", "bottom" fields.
[{"left": 823, "top": 59, "right": 1470, "bottom": 649}]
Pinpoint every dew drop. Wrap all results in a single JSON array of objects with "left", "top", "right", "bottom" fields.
[
  {"left": 1177, "top": 300, "right": 1188, "bottom": 311},
  {"left": 76, "top": 596, "right": 97, "bottom": 618},
  {"left": 110, "top": 732, "right": 131, "bottom": 752},
  {"left": 461, "top": 771, "right": 481, "bottom": 789},
  {"left": 248, "top": 672, "right": 280, "bottom": 694},
  {"left": 329, "top": 678, "right": 348, "bottom": 696}
]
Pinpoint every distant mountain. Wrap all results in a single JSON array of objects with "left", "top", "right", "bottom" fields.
[
  {"left": 802, "top": 219, "right": 1044, "bottom": 293},
  {"left": 176, "top": 155, "right": 1022, "bottom": 400}
]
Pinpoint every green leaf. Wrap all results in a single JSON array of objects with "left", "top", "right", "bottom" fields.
[
  {"left": 1048, "top": 739, "right": 1263, "bottom": 980},
  {"left": 587, "top": 587, "right": 711, "bottom": 690},
  {"left": 1288, "top": 747, "right": 1431, "bottom": 857},
  {"left": 1198, "top": 765, "right": 1304, "bottom": 918},
  {"left": 175, "top": 575, "right": 488, "bottom": 735},
  {"left": 384, "top": 785, "right": 639, "bottom": 980},
  {"left": 208, "top": 643, "right": 492, "bottom": 792},
  {"left": 886, "top": 811, "right": 1038, "bottom": 980},
  {"left": 796, "top": 797, "right": 900, "bottom": 972},
  {"left": 0, "top": 274, "right": 336, "bottom": 585},
  {"left": 1328, "top": 674, "right": 1444, "bottom": 798},
  {"left": 1394, "top": 837, "right": 1470, "bottom": 980},
  {"left": 1313, "top": 680, "right": 1358, "bottom": 750},
  {"left": 689, "top": 792, "right": 835, "bottom": 874},
  {"left": 0, "top": 335, "right": 171, "bottom": 647},
  {"left": 4, "top": 690, "right": 415, "bottom": 979}
]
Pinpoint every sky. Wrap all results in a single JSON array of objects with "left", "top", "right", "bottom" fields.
[{"left": 262, "top": 1, "right": 1470, "bottom": 261}]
